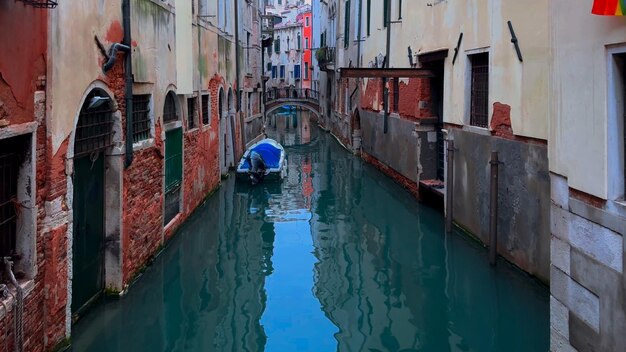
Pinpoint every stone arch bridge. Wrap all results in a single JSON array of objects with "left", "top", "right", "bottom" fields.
[{"left": 265, "top": 88, "right": 320, "bottom": 117}]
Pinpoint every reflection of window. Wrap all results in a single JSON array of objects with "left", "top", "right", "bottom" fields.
[
  {"left": 248, "top": 92, "right": 252, "bottom": 116},
  {"left": 367, "top": 0, "right": 371, "bottom": 36},
  {"left": 383, "top": 0, "right": 389, "bottom": 27},
  {"left": 163, "top": 92, "right": 179, "bottom": 123},
  {"left": 344, "top": 0, "right": 350, "bottom": 48},
  {"left": 306, "top": 17, "right": 309, "bottom": 27},
  {"left": 133, "top": 94, "right": 152, "bottom": 142}
]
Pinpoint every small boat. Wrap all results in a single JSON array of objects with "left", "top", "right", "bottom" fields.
[{"left": 236, "top": 138, "right": 286, "bottom": 183}]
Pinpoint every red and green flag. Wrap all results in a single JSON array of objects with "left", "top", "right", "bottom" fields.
[{"left": 592, "top": 0, "right": 626, "bottom": 15}]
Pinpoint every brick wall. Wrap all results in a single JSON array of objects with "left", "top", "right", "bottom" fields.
[{"left": 122, "top": 145, "right": 164, "bottom": 282}]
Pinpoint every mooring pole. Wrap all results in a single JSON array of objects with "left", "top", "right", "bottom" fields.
[
  {"left": 489, "top": 151, "right": 499, "bottom": 266},
  {"left": 445, "top": 139, "right": 454, "bottom": 233}
]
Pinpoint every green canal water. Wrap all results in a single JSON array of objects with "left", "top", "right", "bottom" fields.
[{"left": 72, "top": 110, "right": 549, "bottom": 351}]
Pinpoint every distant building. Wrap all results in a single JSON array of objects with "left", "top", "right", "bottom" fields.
[{"left": 264, "top": 1, "right": 310, "bottom": 90}]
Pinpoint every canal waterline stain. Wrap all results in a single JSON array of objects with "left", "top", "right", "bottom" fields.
[{"left": 71, "top": 109, "right": 549, "bottom": 351}]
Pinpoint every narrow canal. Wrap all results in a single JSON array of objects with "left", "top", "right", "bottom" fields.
[{"left": 72, "top": 109, "right": 549, "bottom": 351}]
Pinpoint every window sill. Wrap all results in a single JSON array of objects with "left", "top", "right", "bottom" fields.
[
  {"left": 133, "top": 138, "right": 155, "bottom": 151},
  {"left": 462, "top": 125, "right": 491, "bottom": 136},
  {"left": 0, "top": 280, "right": 35, "bottom": 320}
]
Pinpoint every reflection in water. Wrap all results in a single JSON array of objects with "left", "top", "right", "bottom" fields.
[{"left": 72, "top": 108, "right": 548, "bottom": 352}]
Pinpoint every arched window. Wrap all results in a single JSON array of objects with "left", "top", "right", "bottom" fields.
[
  {"left": 75, "top": 89, "right": 115, "bottom": 157},
  {"left": 163, "top": 92, "right": 179, "bottom": 123}
]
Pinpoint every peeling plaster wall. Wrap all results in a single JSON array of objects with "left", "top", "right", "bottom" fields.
[
  {"left": 359, "top": 0, "right": 549, "bottom": 142},
  {"left": 549, "top": 1, "right": 626, "bottom": 351},
  {"left": 550, "top": 0, "right": 626, "bottom": 199},
  {"left": 48, "top": 0, "right": 124, "bottom": 154}
]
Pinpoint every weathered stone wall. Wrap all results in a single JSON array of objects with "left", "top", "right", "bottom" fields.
[
  {"left": 360, "top": 111, "right": 418, "bottom": 180},
  {"left": 550, "top": 173, "right": 626, "bottom": 352},
  {"left": 449, "top": 128, "right": 550, "bottom": 282}
]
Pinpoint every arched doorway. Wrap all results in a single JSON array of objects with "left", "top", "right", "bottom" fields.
[
  {"left": 72, "top": 88, "right": 116, "bottom": 315},
  {"left": 163, "top": 91, "right": 183, "bottom": 225},
  {"left": 351, "top": 109, "right": 362, "bottom": 151},
  {"left": 219, "top": 88, "right": 235, "bottom": 174},
  {"left": 218, "top": 88, "right": 225, "bottom": 173}
]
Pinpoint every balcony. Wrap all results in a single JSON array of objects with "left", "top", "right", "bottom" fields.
[{"left": 316, "top": 46, "right": 336, "bottom": 72}]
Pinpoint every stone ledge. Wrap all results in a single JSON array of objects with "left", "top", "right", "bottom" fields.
[{"left": 570, "top": 197, "right": 625, "bottom": 236}]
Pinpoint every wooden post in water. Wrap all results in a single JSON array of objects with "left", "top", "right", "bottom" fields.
[
  {"left": 445, "top": 139, "right": 454, "bottom": 233},
  {"left": 489, "top": 151, "right": 499, "bottom": 266}
]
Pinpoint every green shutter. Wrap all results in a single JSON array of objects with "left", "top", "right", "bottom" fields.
[
  {"left": 344, "top": 0, "right": 350, "bottom": 48},
  {"left": 165, "top": 128, "right": 183, "bottom": 193}
]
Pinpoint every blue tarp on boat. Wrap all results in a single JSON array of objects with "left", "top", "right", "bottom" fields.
[
  {"left": 237, "top": 139, "right": 286, "bottom": 178},
  {"left": 240, "top": 143, "right": 282, "bottom": 170}
]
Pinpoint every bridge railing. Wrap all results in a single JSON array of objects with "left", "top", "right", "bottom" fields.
[{"left": 266, "top": 88, "right": 320, "bottom": 103}]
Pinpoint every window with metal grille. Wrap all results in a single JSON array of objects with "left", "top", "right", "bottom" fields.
[
  {"left": 163, "top": 92, "right": 179, "bottom": 123},
  {"left": 469, "top": 53, "right": 489, "bottom": 128},
  {"left": 0, "top": 136, "right": 27, "bottom": 259},
  {"left": 202, "top": 94, "right": 210, "bottom": 125},
  {"left": 133, "top": 95, "right": 151, "bottom": 143},
  {"left": 75, "top": 90, "right": 115, "bottom": 158},
  {"left": 187, "top": 97, "right": 197, "bottom": 130},
  {"left": 393, "top": 78, "right": 399, "bottom": 112}
]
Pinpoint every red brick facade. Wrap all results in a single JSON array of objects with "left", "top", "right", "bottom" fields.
[{"left": 0, "top": 24, "right": 239, "bottom": 352}]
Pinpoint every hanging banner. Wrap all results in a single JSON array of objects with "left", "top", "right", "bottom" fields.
[{"left": 592, "top": 0, "right": 626, "bottom": 16}]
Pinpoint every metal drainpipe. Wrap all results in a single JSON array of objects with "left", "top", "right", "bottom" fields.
[
  {"left": 123, "top": 0, "right": 134, "bottom": 168},
  {"left": 4, "top": 258, "right": 23, "bottom": 352},
  {"left": 383, "top": 0, "right": 391, "bottom": 134},
  {"left": 235, "top": 0, "right": 241, "bottom": 112}
]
